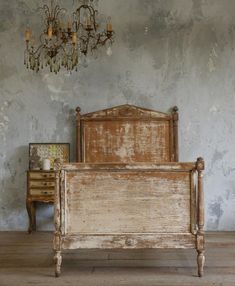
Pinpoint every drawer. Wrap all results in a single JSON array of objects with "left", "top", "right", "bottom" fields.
[
  {"left": 29, "top": 181, "right": 55, "bottom": 188},
  {"left": 29, "top": 172, "right": 55, "bottom": 180},
  {"left": 29, "top": 189, "right": 54, "bottom": 196}
]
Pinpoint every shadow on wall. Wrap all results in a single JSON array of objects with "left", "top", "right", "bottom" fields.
[{"left": 1, "top": 146, "right": 28, "bottom": 230}]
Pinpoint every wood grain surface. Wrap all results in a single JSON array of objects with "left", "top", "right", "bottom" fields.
[
  {"left": 0, "top": 232, "right": 233, "bottom": 286},
  {"left": 65, "top": 170, "right": 191, "bottom": 234},
  {"left": 76, "top": 105, "right": 179, "bottom": 163},
  {"left": 53, "top": 160, "right": 204, "bottom": 277}
]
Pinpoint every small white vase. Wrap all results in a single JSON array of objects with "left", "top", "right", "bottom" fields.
[{"left": 42, "top": 158, "right": 51, "bottom": 170}]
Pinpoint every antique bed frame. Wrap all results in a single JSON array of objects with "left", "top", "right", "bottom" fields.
[{"left": 53, "top": 105, "right": 205, "bottom": 278}]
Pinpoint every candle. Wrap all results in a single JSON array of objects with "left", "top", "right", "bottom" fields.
[
  {"left": 24, "top": 29, "right": 31, "bottom": 41},
  {"left": 48, "top": 25, "right": 53, "bottom": 39},
  {"left": 86, "top": 17, "right": 91, "bottom": 29},
  {"left": 72, "top": 32, "right": 77, "bottom": 44},
  {"left": 107, "top": 23, "right": 112, "bottom": 32}
]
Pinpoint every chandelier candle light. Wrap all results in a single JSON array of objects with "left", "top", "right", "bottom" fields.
[{"left": 24, "top": 0, "right": 114, "bottom": 73}]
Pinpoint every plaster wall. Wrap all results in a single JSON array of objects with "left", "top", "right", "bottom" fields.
[{"left": 0, "top": 0, "right": 235, "bottom": 230}]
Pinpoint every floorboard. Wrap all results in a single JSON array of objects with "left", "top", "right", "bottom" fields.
[{"left": 0, "top": 231, "right": 235, "bottom": 285}]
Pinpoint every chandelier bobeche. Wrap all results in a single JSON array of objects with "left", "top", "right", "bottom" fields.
[{"left": 24, "top": 0, "right": 114, "bottom": 73}]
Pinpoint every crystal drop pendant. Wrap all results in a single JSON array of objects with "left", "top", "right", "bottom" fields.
[{"left": 106, "top": 46, "right": 112, "bottom": 56}]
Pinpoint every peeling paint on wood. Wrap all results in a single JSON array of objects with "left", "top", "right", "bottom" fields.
[
  {"left": 54, "top": 159, "right": 205, "bottom": 277},
  {"left": 76, "top": 105, "right": 179, "bottom": 163},
  {"left": 66, "top": 170, "right": 191, "bottom": 234}
]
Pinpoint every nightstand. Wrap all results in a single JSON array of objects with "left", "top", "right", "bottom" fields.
[{"left": 26, "top": 170, "right": 56, "bottom": 233}]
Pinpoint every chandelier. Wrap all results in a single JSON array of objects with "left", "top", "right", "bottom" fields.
[{"left": 24, "top": 0, "right": 114, "bottom": 73}]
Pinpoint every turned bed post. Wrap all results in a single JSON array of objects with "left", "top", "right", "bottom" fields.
[
  {"left": 196, "top": 157, "right": 205, "bottom": 277},
  {"left": 76, "top": 106, "right": 81, "bottom": 162},
  {"left": 172, "top": 106, "right": 179, "bottom": 162},
  {"left": 53, "top": 169, "right": 62, "bottom": 277}
]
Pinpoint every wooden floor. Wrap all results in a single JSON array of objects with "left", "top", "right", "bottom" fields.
[{"left": 0, "top": 232, "right": 235, "bottom": 286}]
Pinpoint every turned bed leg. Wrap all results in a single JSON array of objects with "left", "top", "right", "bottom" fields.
[
  {"left": 196, "top": 157, "right": 205, "bottom": 277},
  {"left": 53, "top": 169, "right": 63, "bottom": 277},
  {"left": 197, "top": 249, "right": 205, "bottom": 277},
  {"left": 54, "top": 250, "right": 62, "bottom": 277}
]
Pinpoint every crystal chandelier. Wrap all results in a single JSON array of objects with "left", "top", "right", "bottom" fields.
[{"left": 24, "top": 0, "right": 114, "bottom": 73}]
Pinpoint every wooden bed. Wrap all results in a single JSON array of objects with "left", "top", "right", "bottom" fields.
[{"left": 53, "top": 105, "right": 205, "bottom": 278}]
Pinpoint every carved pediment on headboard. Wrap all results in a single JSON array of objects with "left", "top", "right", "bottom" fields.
[{"left": 77, "top": 104, "right": 171, "bottom": 120}]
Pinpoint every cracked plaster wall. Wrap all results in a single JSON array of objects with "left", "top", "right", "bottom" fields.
[{"left": 0, "top": 0, "right": 235, "bottom": 230}]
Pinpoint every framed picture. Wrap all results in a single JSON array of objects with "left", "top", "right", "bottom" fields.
[{"left": 29, "top": 143, "right": 70, "bottom": 170}]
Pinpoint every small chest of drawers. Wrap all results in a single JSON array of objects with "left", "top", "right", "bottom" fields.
[{"left": 26, "top": 170, "right": 56, "bottom": 233}]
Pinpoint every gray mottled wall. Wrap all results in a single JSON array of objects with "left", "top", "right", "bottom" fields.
[{"left": 0, "top": 0, "right": 235, "bottom": 231}]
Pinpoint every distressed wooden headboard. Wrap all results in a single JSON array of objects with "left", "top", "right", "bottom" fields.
[{"left": 76, "top": 104, "right": 179, "bottom": 163}]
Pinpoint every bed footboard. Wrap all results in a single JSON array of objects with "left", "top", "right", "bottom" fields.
[{"left": 53, "top": 158, "right": 205, "bottom": 277}]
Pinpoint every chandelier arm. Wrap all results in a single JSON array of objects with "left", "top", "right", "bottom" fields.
[
  {"left": 48, "top": 1, "right": 53, "bottom": 20},
  {"left": 26, "top": 44, "right": 44, "bottom": 58},
  {"left": 78, "top": 35, "right": 89, "bottom": 55},
  {"left": 53, "top": 38, "right": 65, "bottom": 49},
  {"left": 91, "top": 33, "right": 102, "bottom": 50},
  {"left": 54, "top": 5, "right": 60, "bottom": 19},
  {"left": 43, "top": 19, "right": 48, "bottom": 27},
  {"left": 100, "top": 37, "right": 110, "bottom": 46},
  {"left": 75, "top": 5, "right": 86, "bottom": 27},
  {"left": 94, "top": 31, "right": 114, "bottom": 48},
  {"left": 79, "top": 33, "right": 89, "bottom": 55},
  {"left": 39, "top": 33, "right": 47, "bottom": 45},
  {"left": 87, "top": 5, "right": 97, "bottom": 32},
  {"left": 79, "top": 33, "right": 87, "bottom": 41},
  {"left": 85, "top": 31, "right": 96, "bottom": 39},
  {"left": 72, "top": 11, "right": 78, "bottom": 30},
  {"left": 73, "top": 10, "right": 80, "bottom": 29},
  {"left": 40, "top": 5, "right": 50, "bottom": 20},
  {"left": 44, "top": 39, "right": 64, "bottom": 52},
  {"left": 34, "top": 44, "right": 44, "bottom": 57},
  {"left": 85, "top": 31, "right": 92, "bottom": 54},
  {"left": 89, "top": 31, "right": 109, "bottom": 50},
  {"left": 54, "top": 6, "right": 66, "bottom": 21},
  {"left": 93, "top": 36, "right": 104, "bottom": 48},
  {"left": 38, "top": 5, "right": 50, "bottom": 15},
  {"left": 75, "top": 4, "right": 96, "bottom": 31}
]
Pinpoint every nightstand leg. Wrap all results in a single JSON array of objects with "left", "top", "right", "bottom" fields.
[
  {"left": 31, "top": 201, "right": 36, "bottom": 231},
  {"left": 26, "top": 199, "right": 33, "bottom": 233}
]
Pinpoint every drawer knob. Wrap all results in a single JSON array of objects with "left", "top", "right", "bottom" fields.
[{"left": 43, "top": 191, "right": 48, "bottom": 194}]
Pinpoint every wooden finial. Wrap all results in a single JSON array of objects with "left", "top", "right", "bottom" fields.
[
  {"left": 76, "top": 106, "right": 81, "bottom": 114},
  {"left": 173, "top": 106, "right": 178, "bottom": 112},
  {"left": 76, "top": 106, "right": 81, "bottom": 162},
  {"left": 196, "top": 157, "right": 205, "bottom": 171},
  {"left": 172, "top": 106, "right": 179, "bottom": 120},
  {"left": 54, "top": 158, "right": 62, "bottom": 171},
  {"left": 172, "top": 106, "right": 179, "bottom": 162}
]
